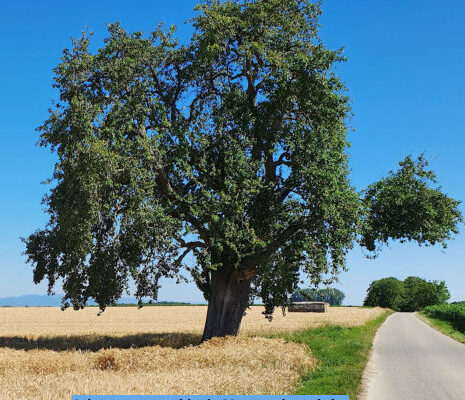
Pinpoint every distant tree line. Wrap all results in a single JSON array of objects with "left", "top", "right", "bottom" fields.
[
  {"left": 292, "top": 288, "right": 345, "bottom": 305},
  {"left": 363, "top": 276, "right": 449, "bottom": 311}
]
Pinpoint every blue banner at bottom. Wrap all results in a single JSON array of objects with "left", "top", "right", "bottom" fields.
[{"left": 72, "top": 396, "right": 349, "bottom": 400}]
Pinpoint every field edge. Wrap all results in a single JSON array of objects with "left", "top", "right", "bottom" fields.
[
  {"left": 416, "top": 311, "right": 465, "bottom": 345},
  {"left": 280, "top": 309, "right": 393, "bottom": 399}
]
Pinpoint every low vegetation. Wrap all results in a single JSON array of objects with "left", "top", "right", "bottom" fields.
[
  {"left": 0, "top": 305, "right": 386, "bottom": 399},
  {"left": 418, "top": 312, "right": 465, "bottom": 346},
  {"left": 422, "top": 303, "right": 465, "bottom": 333},
  {"left": 363, "top": 276, "right": 449, "bottom": 311},
  {"left": 286, "top": 311, "right": 393, "bottom": 399}
]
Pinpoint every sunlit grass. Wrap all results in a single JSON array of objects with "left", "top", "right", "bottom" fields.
[
  {"left": 417, "top": 312, "right": 465, "bottom": 345},
  {"left": 280, "top": 310, "right": 393, "bottom": 399}
]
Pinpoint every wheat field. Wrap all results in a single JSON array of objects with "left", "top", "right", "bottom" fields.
[{"left": 0, "top": 305, "right": 384, "bottom": 399}]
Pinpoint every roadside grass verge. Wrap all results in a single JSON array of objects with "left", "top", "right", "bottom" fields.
[
  {"left": 274, "top": 309, "right": 393, "bottom": 399},
  {"left": 417, "top": 312, "right": 465, "bottom": 345}
]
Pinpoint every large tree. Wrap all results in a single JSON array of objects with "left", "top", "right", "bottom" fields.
[
  {"left": 363, "top": 277, "right": 406, "bottom": 310},
  {"left": 24, "top": 0, "right": 462, "bottom": 340}
]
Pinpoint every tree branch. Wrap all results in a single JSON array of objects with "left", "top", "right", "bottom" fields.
[
  {"left": 174, "top": 247, "right": 192, "bottom": 268},
  {"left": 175, "top": 236, "right": 206, "bottom": 249},
  {"left": 275, "top": 151, "right": 290, "bottom": 167},
  {"left": 241, "top": 219, "right": 304, "bottom": 268}
]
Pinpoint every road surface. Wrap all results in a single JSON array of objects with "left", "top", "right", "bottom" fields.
[{"left": 364, "top": 312, "right": 465, "bottom": 400}]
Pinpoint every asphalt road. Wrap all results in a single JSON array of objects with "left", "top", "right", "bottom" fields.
[{"left": 364, "top": 312, "right": 465, "bottom": 400}]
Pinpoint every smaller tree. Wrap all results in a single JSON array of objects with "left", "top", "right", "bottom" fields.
[
  {"left": 363, "top": 277, "right": 404, "bottom": 310},
  {"left": 292, "top": 287, "right": 345, "bottom": 305},
  {"left": 433, "top": 281, "right": 451, "bottom": 304}
]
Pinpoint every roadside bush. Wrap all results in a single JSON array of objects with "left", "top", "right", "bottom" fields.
[
  {"left": 423, "top": 303, "right": 465, "bottom": 333},
  {"left": 292, "top": 288, "right": 345, "bottom": 306},
  {"left": 363, "top": 276, "right": 449, "bottom": 311}
]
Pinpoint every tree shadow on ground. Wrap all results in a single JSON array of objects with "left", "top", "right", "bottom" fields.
[{"left": 0, "top": 332, "right": 202, "bottom": 352}]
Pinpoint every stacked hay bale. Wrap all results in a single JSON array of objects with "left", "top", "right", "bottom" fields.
[{"left": 288, "top": 302, "right": 330, "bottom": 313}]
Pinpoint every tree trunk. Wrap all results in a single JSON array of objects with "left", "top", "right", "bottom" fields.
[{"left": 201, "top": 268, "right": 252, "bottom": 341}]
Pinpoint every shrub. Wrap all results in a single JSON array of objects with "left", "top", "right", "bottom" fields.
[{"left": 423, "top": 303, "right": 465, "bottom": 333}]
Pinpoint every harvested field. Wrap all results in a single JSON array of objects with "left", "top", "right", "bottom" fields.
[{"left": 0, "top": 306, "right": 384, "bottom": 399}]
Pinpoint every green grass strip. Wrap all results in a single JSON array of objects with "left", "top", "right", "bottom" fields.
[
  {"left": 417, "top": 312, "right": 465, "bottom": 345},
  {"left": 276, "top": 310, "right": 393, "bottom": 399}
]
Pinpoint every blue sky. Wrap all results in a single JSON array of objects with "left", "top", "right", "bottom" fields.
[{"left": 0, "top": 0, "right": 463, "bottom": 305}]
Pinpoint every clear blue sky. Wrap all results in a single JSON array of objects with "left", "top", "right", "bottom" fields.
[{"left": 0, "top": 0, "right": 464, "bottom": 305}]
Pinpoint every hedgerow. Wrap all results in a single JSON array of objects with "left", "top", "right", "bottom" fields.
[{"left": 423, "top": 303, "right": 465, "bottom": 333}]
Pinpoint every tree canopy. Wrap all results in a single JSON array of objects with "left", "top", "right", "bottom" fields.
[
  {"left": 24, "top": 0, "right": 462, "bottom": 339},
  {"left": 363, "top": 277, "right": 406, "bottom": 310},
  {"left": 363, "top": 276, "right": 450, "bottom": 311}
]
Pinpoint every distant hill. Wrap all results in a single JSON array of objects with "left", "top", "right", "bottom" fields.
[
  {"left": 0, "top": 294, "right": 197, "bottom": 307},
  {"left": 0, "top": 294, "right": 66, "bottom": 307}
]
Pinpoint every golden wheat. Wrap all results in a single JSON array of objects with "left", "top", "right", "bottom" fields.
[
  {"left": 0, "top": 337, "right": 315, "bottom": 399},
  {"left": 0, "top": 305, "right": 384, "bottom": 338},
  {"left": 0, "top": 306, "right": 384, "bottom": 399}
]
